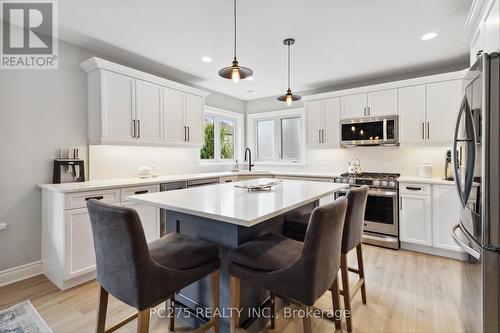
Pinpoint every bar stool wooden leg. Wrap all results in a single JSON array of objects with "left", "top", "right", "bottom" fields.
[
  {"left": 230, "top": 276, "right": 240, "bottom": 333},
  {"left": 302, "top": 305, "right": 313, "bottom": 333},
  {"left": 96, "top": 285, "right": 108, "bottom": 333},
  {"left": 356, "top": 244, "right": 367, "bottom": 304},
  {"left": 340, "top": 254, "right": 353, "bottom": 332},
  {"left": 210, "top": 270, "right": 220, "bottom": 333},
  {"left": 270, "top": 292, "right": 276, "bottom": 329},
  {"left": 137, "top": 308, "right": 150, "bottom": 333},
  {"left": 168, "top": 294, "right": 175, "bottom": 332},
  {"left": 330, "top": 276, "right": 342, "bottom": 331}
]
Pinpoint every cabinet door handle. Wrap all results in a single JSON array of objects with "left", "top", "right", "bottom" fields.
[
  {"left": 188, "top": 126, "right": 190, "bottom": 141},
  {"left": 427, "top": 122, "right": 430, "bottom": 139},
  {"left": 137, "top": 120, "right": 141, "bottom": 138},
  {"left": 363, "top": 107, "right": 367, "bottom": 116},
  {"left": 422, "top": 122, "right": 424, "bottom": 140},
  {"left": 184, "top": 126, "right": 187, "bottom": 141},
  {"left": 132, "top": 120, "right": 136, "bottom": 138},
  {"left": 367, "top": 107, "right": 371, "bottom": 116},
  {"left": 322, "top": 129, "right": 325, "bottom": 143},
  {"left": 319, "top": 129, "right": 321, "bottom": 143},
  {"left": 134, "top": 190, "right": 149, "bottom": 195},
  {"left": 85, "top": 196, "right": 104, "bottom": 201},
  {"left": 400, "top": 197, "right": 402, "bottom": 210},
  {"left": 406, "top": 186, "right": 422, "bottom": 191}
]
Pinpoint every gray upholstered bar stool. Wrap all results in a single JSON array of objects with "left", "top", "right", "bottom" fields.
[
  {"left": 283, "top": 186, "right": 369, "bottom": 332},
  {"left": 87, "top": 200, "right": 221, "bottom": 333},
  {"left": 228, "top": 197, "right": 348, "bottom": 333}
]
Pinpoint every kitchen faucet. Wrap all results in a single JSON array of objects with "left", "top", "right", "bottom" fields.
[{"left": 244, "top": 147, "right": 254, "bottom": 172}]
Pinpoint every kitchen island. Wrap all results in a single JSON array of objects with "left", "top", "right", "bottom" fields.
[{"left": 128, "top": 178, "right": 348, "bottom": 333}]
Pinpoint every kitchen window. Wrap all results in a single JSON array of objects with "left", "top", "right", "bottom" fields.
[
  {"left": 200, "top": 107, "right": 242, "bottom": 163},
  {"left": 249, "top": 109, "right": 305, "bottom": 164}
]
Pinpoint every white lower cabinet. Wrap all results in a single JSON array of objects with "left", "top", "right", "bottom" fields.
[
  {"left": 432, "top": 185, "right": 464, "bottom": 252},
  {"left": 64, "top": 208, "right": 96, "bottom": 278},
  {"left": 399, "top": 193, "right": 432, "bottom": 246},
  {"left": 42, "top": 185, "right": 160, "bottom": 290},
  {"left": 399, "top": 182, "right": 467, "bottom": 259},
  {"left": 121, "top": 202, "right": 160, "bottom": 243}
]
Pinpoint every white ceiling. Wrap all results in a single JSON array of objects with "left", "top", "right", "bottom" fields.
[{"left": 59, "top": 0, "right": 472, "bottom": 100}]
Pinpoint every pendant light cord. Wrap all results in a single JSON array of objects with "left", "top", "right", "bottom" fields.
[
  {"left": 233, "top": 0, "right": 237, "bottom": 59},
  {"left": 287, "top": 42, "right": 291, "bottom": 90}
]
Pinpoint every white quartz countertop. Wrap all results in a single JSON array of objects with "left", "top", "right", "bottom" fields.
[
  {"left": 39, "top": 169, "right": 463, "bottom": 193},
  {"left": 37, "top": 170, "right": 340, "bottom": 193},
  {"left": 398, "top": 176, "right": 456, "bottom": 185},
  {"left": 128, "top": 178, "right": 348, "bottom": 227}
]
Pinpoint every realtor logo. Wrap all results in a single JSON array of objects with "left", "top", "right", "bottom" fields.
[{"left": 1, "top": 0, "right": 58, "bottom": 69}]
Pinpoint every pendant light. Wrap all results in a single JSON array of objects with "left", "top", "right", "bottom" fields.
[
  {"left": 277, "top": 38, "right": 301, "bottom": 106},
  {"left": 218, "top": 0, "right": 253, "bottom": 83}
]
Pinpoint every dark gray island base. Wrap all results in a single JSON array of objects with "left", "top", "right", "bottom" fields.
[{"left": 164, "top": 200, "right": 317, "bottom": 333}]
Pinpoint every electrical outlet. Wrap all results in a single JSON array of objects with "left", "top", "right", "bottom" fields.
[{"left": 0, "top": 223, "right": 7, "bottom": 231}]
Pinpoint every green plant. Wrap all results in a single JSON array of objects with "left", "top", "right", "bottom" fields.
[
  {"left": 220, "top": 125, "right": 234, "bottom": 159},
  {"left": 200, "top": 121, "right": 214, "bottom": 159}
]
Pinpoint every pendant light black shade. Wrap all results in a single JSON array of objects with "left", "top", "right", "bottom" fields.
[
  {"left": 218, "top": 0, "right": 253, "bottom": 83},
  {"left": 277, "top": 38, "right": 301, "bottom": 105}
]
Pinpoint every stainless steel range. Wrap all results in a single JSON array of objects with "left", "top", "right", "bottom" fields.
[{"left": 334, "top": 172, "right": 400, "bottom": 249}]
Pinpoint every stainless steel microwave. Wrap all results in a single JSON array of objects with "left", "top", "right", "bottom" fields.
[{"left": 340, "top": 115, "right": 399, "bottom": 147}]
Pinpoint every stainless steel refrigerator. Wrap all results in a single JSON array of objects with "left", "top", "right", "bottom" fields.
[{"left": 451, "top": 52, "right": 499, "bottom": 333}]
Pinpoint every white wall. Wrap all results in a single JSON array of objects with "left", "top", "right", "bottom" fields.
[{"left": 0, "top": 37, "right": 244, "bottom": 272}]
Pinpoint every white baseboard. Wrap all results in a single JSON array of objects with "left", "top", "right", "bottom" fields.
[
  {"left": 0, "top": 261, "right": 43, "bottom": 287},
  {"left": 401, "top": 242, "right": 468, "bottom": 261}
]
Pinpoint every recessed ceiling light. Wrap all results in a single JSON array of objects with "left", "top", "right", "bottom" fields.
[
  {"left": 245, "top": 77, "right": 254, "bottom": 81},
  {"left": 421, "top": 32, "right": 438, "bottom": 41},
  {"left": 247, "top": 90, "right": 255, "bottom": 93},
  {"left": 201, "top": 56, "right": 213, "bottom": 63}
]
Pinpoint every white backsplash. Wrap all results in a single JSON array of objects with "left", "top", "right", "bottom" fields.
[
  {"left": 89, "top": 145, "right": 234, "bottom": 180},
  {"left": 90, "top": 145, "right": 450, "bottom": 180},
  {"left": 255, "top": 146, "right": 450, "bottom": 177}
]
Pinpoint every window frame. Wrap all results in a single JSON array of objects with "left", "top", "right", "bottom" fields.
[
  {"left": 247, "top": 108, "right": 305, "bottom": 165},
  {"left": 200, "top": 106, "right": 243, "bottom": 164}
]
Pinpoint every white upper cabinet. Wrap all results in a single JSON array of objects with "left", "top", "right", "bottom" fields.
[
  {"left": 135, "top": 79, "right": 163, "bottom": 144},
  {"left": 483, "top": 0, "right": 500, "bottom": 55},
  {"left": 341, "top": 93, "right": 367, "bottom": 119},
  {"left": 367, "top": 89, "right": 398, "bottom": 116},
  {"left": 185, "top": 94, "right": 204, "bottom": 145},
  {"left": 163, "top": 88, "right": 186, "bottom": 144},
  {"left": 341, "top": 89, "right": 397, "bottom": 118},
  {"left": 399, "top": 85, "right": 426, "bottom": 144},
  {"left": 163, "top": 88, "right": 204, "bottom": 146},
  {"left": 398, "top": 80, "right": 462, "bottom": 145},
  {"left": 426, "top": 80, "right": 462, "bottom": 143},
  {"left": 100, "top": 71, "right": 135, "bottom": 143},
  {"left": 82, "top": 57, "right": 208, "bottom": 147},
  {"left": 322, "top": 98, "right": 341, "bottom": 146},
  {"left": 306, "top": 100, "right": 322, "bottom": 145},
  {"left": 306, "top": 97, "right": 340, "bottom": 147},
  {"left": 465, "top": 0, "right": 499, "bottom": 66}
]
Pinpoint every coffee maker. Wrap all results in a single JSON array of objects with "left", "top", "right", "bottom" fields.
[
  {"left": 445, "top": 150, "right": 454, "bottom": 181},
  {"left": 52, "top": 148, "right": 85, "bottom": 184}
]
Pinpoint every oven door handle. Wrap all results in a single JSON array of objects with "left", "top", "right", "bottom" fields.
[{"left": 368, "top": 190, "right": 397, "bottom": 197}]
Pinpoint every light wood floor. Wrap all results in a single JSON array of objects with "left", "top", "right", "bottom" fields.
[{"left": 0, "top": 245, "right": 465, "bottom": 333}]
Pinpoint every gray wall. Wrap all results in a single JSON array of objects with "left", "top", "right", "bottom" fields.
[{"left": 0, "top": 39, "right": 243, "bottom": 272}]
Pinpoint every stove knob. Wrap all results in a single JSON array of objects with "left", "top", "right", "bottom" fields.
[
  {"left": 373, "top": 180, "right": 381, "bottom": 186},
  {"left": 342, "top": 178, "right": 348, "bottom": 183},
  {"left": 348, "top": 178, "right": 355, "bottom": 185},
  {"left": 388, "top": 180, "right": 396, "bottom": 187},
  {"left": 335, "top": 177, "right": 342, "bottom": 183},
  {"left": 381, "top": 180, "right": 388, "bottom": 187}
]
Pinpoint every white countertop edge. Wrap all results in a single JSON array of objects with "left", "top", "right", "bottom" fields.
[
  {"left": 39, "top": 171, "right": 462, "bottom": 193},
  {"left": 128, "top": 182, "right": 348, "bottom": 227}
]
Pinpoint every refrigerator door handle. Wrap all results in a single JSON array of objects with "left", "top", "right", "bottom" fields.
[
  {"left": 451, "top": 224, "right": 481, "bottom": 259},
  {"left": 452, "top": 96, "right": 475, "bottom": 207}
]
